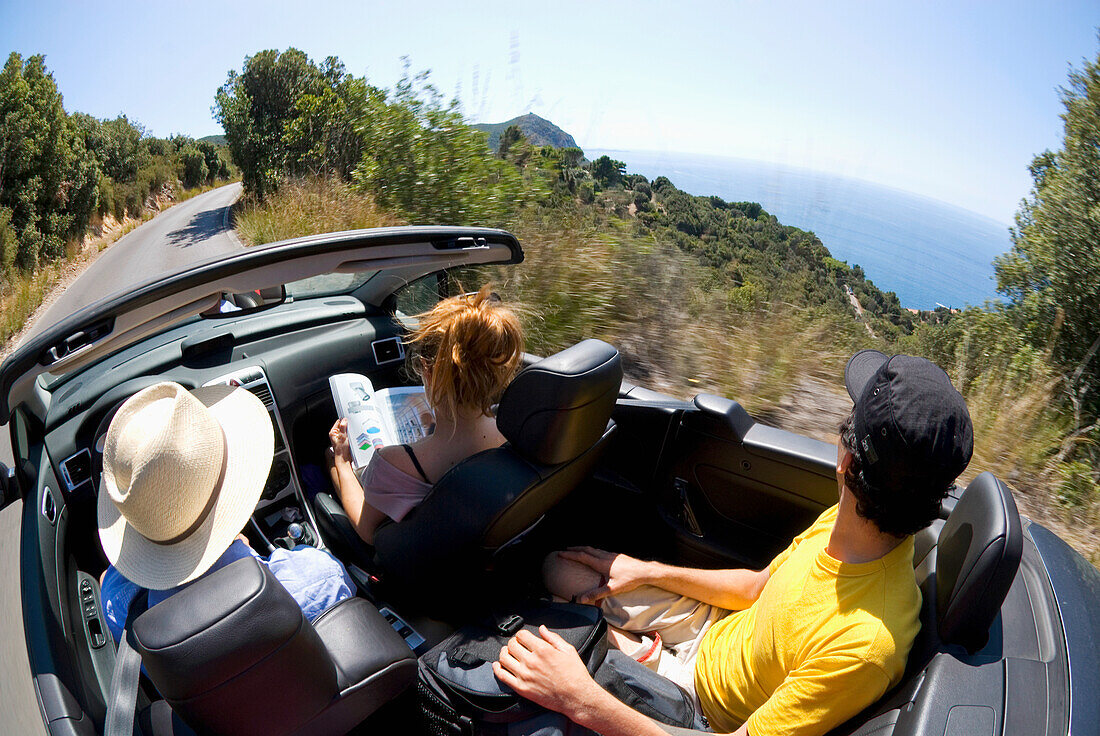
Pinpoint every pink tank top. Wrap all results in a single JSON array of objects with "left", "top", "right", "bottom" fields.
[{"left": 355, "top": 451, "right": 433, "bottom": 522}]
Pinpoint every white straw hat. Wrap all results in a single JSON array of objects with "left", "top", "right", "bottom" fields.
[{"left": 97, "top": 381, "right": 274, "bottom": 590}]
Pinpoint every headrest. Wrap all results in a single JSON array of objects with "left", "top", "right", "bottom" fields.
[
  {"left": 132, "top": 557, "right": 337, "bottom": 713},
  {"left": 497, "top": 339, "right": 622, "bottom": 465},
  {"left": 935, "top": 472, "right": 1023, "bottom": 652}
]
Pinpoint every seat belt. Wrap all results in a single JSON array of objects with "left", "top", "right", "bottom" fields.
[{"left": 104, "top": 590, "right": 150, "bottom": 736}]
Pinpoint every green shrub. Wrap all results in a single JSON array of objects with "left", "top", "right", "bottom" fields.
[
  {"left": 139, "top": 158, "right": 175, "bottom": 196},
  {"left": 124, "top": 187, "right": 143, "bottom": 218},
  {"left": 41, "top": 232, "right": 63, "bottom": 260},
  {"left": 577, "top": 181, "right": 595, "bottom": 204},
  {"left": 144, "top": 137, "right": 170, "bottom": 157},
  {"left": 96, "top": 176, "right": 114, "bottom": 218},
  {"left": 15, "top": 228, "right": 41, "bottom": 271},
  {"left": 180, "top": 145, "right": 209, "bottom": 189},
  {"left": 111, "top": 187, "right": 126, "bottom": 221}
]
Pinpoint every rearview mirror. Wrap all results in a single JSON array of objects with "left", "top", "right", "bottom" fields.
[{"left": 201, "top": 286, "right": 287, "bottom": 318}]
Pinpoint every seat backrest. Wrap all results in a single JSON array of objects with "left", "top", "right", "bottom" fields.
[
  {"left": 933, "top": 471, "right": 1023, "bottom": 652},
  {"left": 132, "top": 557, "right": 338, "bottom": 736},
  {"left": 373, "top": 339, "right": 622, "bottom": 608},
  {"left": 496, "top": 338, "right": 624, "bottom": 465},
  {"left": 910, "top": 471, "right": 1023, "bottom": 673}
]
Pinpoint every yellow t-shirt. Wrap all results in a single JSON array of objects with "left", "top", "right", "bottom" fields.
[{"left": 694, "top": 505, "right": 920, "bottom": 736}]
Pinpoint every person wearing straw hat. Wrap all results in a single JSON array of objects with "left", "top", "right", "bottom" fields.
[
  {"left": 499, "top": 350, "right": 974, "bottom": 736},
  {"left": 98, "top": 381, "right": 354, "bottom": 642}
]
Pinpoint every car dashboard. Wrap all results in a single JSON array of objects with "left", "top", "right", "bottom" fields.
[{"left": 40, "top": 294, "right": 410, "bottom": 572}]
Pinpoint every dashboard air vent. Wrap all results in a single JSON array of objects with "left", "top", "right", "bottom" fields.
[
  {"left": 246, "top": 383, "right": 274, "bottom": 408},
  {"left": 372, "top": 336, "right": 405, "bottom": 365},
  {"left": 61, "top": 449, "right": 92, "bottom": 491}
]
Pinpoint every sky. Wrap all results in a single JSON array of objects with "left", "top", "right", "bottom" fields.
[{"left": 1, "top": 0, "right": 1097, "bottom": 225}]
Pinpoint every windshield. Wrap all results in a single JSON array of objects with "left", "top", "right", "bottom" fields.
[{"left": 285, "top": 271, "right": 376, "bottom": 299}]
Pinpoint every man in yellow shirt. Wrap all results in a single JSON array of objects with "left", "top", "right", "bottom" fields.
[{"left": 494, "top": 351, "right": 974, "bottom": 736}]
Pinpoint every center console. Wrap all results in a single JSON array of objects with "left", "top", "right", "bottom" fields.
[
  {"left": 203, "top": 366, "right": 323, "bottom": 551},
  {"left": 205, "top": 366, "right": 441, "bottom": 656}
]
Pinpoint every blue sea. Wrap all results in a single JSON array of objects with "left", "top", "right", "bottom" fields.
[{"left": 588, "top": 149, "right": 1013, "bottom": 310}]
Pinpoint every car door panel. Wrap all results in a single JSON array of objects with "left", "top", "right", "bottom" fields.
[
  {"left": 22, "top": 442, "right": 95, "bottom": 734},
  {"left": 658, "top": 394, "right": 837, "bottom": 569}
]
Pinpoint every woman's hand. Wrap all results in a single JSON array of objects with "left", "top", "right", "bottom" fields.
[
  {"left": 493, "top": 626, "right": 602, "bottom": 719},
  {"left": 557, "top": 547, "right": 653, "bottom": 604},
  {"left": 328, "top": 418, "right": 352, "bottom": 466}
]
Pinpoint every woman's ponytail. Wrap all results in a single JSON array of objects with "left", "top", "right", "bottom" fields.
[{"left": 407, "top": 286, "right": 524, "bottom": 418}]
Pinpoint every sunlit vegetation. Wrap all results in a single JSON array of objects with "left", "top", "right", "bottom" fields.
[
  {"left": 216, "top": 43, "right": 1100, "bottom": 561},
  {"left": 0, "top": 52, "right": 237, "bottom": 342}
]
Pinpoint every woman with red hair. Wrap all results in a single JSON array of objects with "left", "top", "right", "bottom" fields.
[{"left": 328, "top": 286, "right": 524, "bottom": 543}]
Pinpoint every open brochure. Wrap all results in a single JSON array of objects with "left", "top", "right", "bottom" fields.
[{"left": 329, "top": 373, "right": 435, "bottom": 470}]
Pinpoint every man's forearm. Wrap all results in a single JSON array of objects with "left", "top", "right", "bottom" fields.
[{"left": 642, "top": 562, "right": 769, "bottom": 611}]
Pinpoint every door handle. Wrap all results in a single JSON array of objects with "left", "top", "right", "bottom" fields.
[{"left": 673, "top": 477, "right": 704, "bottom": 537}]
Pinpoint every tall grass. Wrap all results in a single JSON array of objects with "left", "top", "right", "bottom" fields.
[
  {"left": 234, "top": 178, "right": 403, "bottom": 246},
  {"left": 960, "top": 362, "right": 1099, "bottom": 560},
  {"left": 479, "top": 207, "right": 868, "bottom": 424},
  {"left": 0, "top": 263, "right": 63, "bottom": 347}
]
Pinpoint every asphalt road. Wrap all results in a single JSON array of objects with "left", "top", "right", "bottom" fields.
[{"left": 0, "top": 183, "right": 243, "bottom": 733}]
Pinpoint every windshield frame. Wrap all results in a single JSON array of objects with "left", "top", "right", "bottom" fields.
[{"left": 0, "top": 226, "right": 523, "bottom": 421}]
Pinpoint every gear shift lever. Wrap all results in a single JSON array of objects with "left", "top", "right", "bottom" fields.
[{"left": 287, "top": 522, "right": 304, "bottom": 546}]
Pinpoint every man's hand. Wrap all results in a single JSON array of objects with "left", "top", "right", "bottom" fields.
[
  {"left": 557, "top": 547, "right": 653, "bottom": 604},
  {"left": 328, "top": 418, "right": 352, "bottom": 467},
  {"left": 493, "top": 626, "right": 603, "bottom": 720},
  {"left": 495, "top": 625, "right": 713, "bottom": 736}
]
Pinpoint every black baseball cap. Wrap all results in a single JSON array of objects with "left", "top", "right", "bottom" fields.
[{"left": 844, "top": 350, "right": 973, "bottom": 492}]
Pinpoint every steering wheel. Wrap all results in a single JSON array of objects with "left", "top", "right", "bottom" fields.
[{"left": 87, "top": 377, "right": 198, "bottom": 475}]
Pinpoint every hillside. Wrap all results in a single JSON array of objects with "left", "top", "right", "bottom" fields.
[
  {"left": 217, "top": 48, "right": 1100, "bottom": 564},
  {"left": 199, "top": 134, "right": 228, "bottom": 146},
  {"left": 473, "top": 113, "right": 579, "bottom": 152}
]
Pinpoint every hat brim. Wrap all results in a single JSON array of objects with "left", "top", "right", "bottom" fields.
[
  {"left": 845, "top": 349, "right": 889, "bottom": 402},
  {"left": 97, "top": 385, "right": 274, "bottom": 590}
]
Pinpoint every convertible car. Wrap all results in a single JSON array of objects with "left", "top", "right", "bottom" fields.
[{"left": 1, "top": 227, "right": 1097, "bottom": 736}]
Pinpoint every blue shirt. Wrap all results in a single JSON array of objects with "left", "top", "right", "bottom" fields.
[{"left": 101, "top": 540, "right": 355, "bottom": 642}]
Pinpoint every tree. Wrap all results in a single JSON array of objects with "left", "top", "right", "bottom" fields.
[
  {"left": 351, "top": 62, "right": 524, "bottom": 225},
  {"left": 99, "top": 116, "right": 145, "bottom": 182},
  {"left": 214, "top": 48, "right": 326, "bottom": 197},
  {"left": 282, "top": 57, "right": 370, "bottom": 179},
  {"left": 498, "top": 124, "right": 524, "bottom": 158},
  {"left": 590, "top": 155, "right": 625, "bottom": 188},
  {"left": 0, "top": 53, "right": 72, "bottom": 268},
  {"left": 995, "top": 40, "right": 1100, "bottom": 415}
]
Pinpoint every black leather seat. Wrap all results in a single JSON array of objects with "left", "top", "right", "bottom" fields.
[
  {"left": 369, "top": 338, "right": 623, "bottom": 610},
  {"left": 129, "top": 556, "right": 416, "bottom": 736},
  {"left": 908, "top": 471, "right": 1023, "bottom": 667}
]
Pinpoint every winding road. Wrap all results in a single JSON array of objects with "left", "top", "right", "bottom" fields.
[{"left": 0, "top": 183, "right": 243, "bottom": 733}]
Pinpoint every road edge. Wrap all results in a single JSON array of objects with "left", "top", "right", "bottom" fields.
[{"left": 0, "top": 184, "right": 242, "bottom": 362}]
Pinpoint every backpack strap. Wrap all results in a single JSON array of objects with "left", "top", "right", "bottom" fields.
[{"left": 104, "top": 589, "right": 150, "bottom": 736}]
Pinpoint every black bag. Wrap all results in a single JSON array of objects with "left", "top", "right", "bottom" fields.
[{"left": 417, "top": 602, "right": 700, "bottom": 736}]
